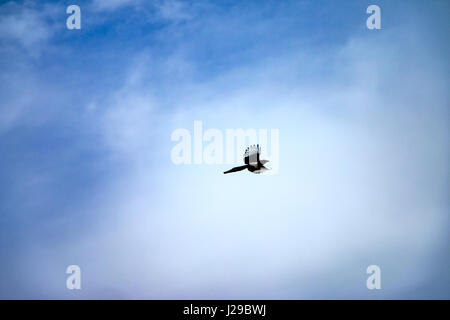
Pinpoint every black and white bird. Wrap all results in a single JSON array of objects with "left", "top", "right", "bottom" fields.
[{"left": 223, "top": 144, "right": 269, "bottom": 174}]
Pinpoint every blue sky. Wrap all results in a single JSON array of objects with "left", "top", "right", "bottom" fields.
[{"left": 0, "top": 0, "right": 449, "bottom": 299}]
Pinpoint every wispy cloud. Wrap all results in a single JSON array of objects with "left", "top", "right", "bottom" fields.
[
  {"left": 91, "top": 0, "right": 193, "bottom": 23},
  {"left": 0, "top": 0, "right": 448, "bottom": 299},
  {"left": 0, "top": 1, "right": 60, "bottom": 52},
  {"left": 91, "top": 0, "right": 140, "bottom": 12}
]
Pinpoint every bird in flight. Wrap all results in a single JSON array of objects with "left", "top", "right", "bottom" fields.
[{"left": 224, "top": 144, "right": 269, "bottom": 174}]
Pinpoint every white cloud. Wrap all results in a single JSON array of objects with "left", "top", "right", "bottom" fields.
[
  {"left": 1, "top": 1, "right": 447, "bottom": 299},
  {"left": 92, "top": 0, "right": 194, "bottom": 24},
  {"left": 92, "top": 0, "right": 139, "bottom": 11},
  {"left": 154, "top": 0, "right": 193, "bottom": 21},
  {"left": 0, "top": 2, "right": 59, "bottom": 52},
  {"left": 38, "top": 25, "right": 446, "bottom": 298}
]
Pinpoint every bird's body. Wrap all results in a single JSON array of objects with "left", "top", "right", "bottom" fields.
[{"left": 223, "top": 145, "right": 269, "bottom": 174}]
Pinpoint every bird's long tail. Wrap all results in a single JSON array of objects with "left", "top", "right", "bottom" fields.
[{"left": 223, "top": 165, "right": 248, "bottom": 174}]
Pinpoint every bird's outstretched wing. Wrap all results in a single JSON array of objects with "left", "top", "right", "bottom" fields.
[
  {"left": 223, "top": 165, "right": 248, "bottom": 174},
  {"left": 244, "top": 144, "right": 260, "bottom": 165}
]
